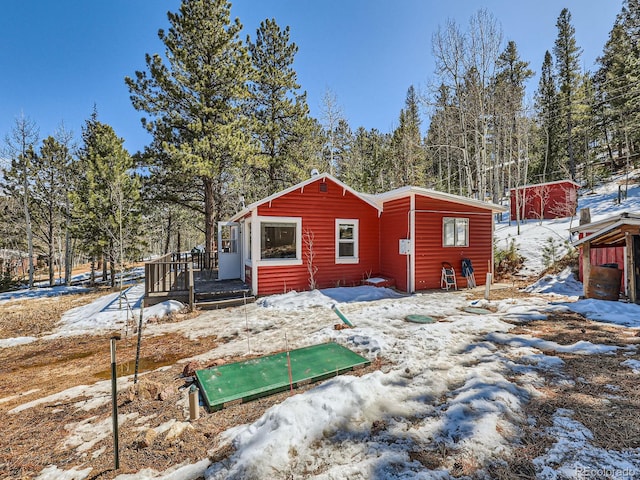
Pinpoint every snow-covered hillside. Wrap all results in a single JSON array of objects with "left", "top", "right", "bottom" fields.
[{"left": 496, "top": 170, "right": 640, "bottom": 276}]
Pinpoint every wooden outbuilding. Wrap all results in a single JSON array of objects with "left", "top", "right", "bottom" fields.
[
  {"left": 510, "top": 180, "right": 580, "bottom": 221},
  {"left": 571, "top": 212, "right": 640, "bottom": 303},
  {"left": 221, "top": 173, "right": 505, "bottom": 295}
]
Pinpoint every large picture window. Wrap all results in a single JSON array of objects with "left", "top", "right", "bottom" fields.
[
  {"left": 261, "top": 221, "right": 299, "bottom": 260},
  {"left": 443, "top": 217, "right": 469, "bottom": 247},
  {"left": 336, "top": 219, "right": 359, "bottom": 263}
]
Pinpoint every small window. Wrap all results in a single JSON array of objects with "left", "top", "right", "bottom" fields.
[
  {"left": 336, "top": 219, "right": 359, "bottom": 263},
  {"left": 220, "top": 224, "right": 238, "bottom": 253},
  {"left": 443, "top": 217, "right": 468, "bottom": 247}
]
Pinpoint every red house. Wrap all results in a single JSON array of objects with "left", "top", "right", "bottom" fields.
[
  {"left": 219, "top": 173, "right": 505, "bottom": 296},
  {"left": 510, "top": 180, "right": 580, "bottom": 221}
]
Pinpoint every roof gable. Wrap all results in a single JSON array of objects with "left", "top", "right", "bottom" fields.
[{"left": 230, "top": 173, "right": 382, "bottom": 221}]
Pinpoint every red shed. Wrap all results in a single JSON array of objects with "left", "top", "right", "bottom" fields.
[
  {"left": 571, "top": 212, "right": 640, "bottom": 300},
  {"left": 510, "top": 180, "right": 580, "bottom": 220},
  {"left": 220, "top": 173, "right": 505, "bottom": 295}
]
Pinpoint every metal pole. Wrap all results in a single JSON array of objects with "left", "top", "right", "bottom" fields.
[
  {"left": 244, "top": 293, "right": 250, "bottom": 354},
  {"left": 110, "top": 334, "right": 121, "bottom": 470}
]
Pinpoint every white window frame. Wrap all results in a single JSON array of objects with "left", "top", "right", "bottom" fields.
[
  {"left": 335, "top": 218, "right": 359, "bottom": 264},
  {"left": 257, "top": 216, "right": 303, "bottom": 266},
  {"left": 443, "top": 217, "right": 469, "bottom": 247}
]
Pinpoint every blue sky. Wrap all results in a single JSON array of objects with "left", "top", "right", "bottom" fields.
[{"left": 0, "top": 0, "right": 623, "bottom": 155}]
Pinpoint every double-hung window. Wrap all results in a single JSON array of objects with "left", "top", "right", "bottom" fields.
[
  {"left": 443, "top": 217, "right": 469, "bottom": 247},
  {"left": 336, "top": 219, "right": 359, "bottom": 263}
]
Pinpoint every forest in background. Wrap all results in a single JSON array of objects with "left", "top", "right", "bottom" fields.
[{"left": 1, "top": 0, "right": 639, "bottom": 289}]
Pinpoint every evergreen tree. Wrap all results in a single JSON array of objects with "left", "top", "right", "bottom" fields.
[
  {"left": 126, "top": 0, "right": 253, "bottom": 268},
  {"left": 331, "top": 119, "right": 353, "bottom": 180},
  {"left": 596, "top": 3, "right": 640, "bottom": 172},
  {"left": 533, "top": 51, "right": 563, "bottom": 182},
  {"left": 74, "top": 113, "right": 142, "bottom": 287},
  {"left": 247, "top": 18, "right": 312, "bottom": 196},
  {"left": 391, "top": 85, "right": 425, "bottom": 187},
  {"left": 553, "top": 8, "right": 583, "bottom": 181},
  {"left": 30, "top": 135, "right": 73, "bottom": 286},
  {"left": 2, "top": 114, "right": 39, "bottom": 287}
]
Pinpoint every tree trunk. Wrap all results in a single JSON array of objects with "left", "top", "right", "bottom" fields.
[
  {"left": 48, "top": 211, "right": 55, "bottom": 287},
  {"left": 64, "top": 196, "right": 72, "bottom": 286},
  {"left": 203, "top": 176, "right": 216, "bottom": 270},
  {"left": 164, "top": 211, "right": 172, "bottom": 255}
]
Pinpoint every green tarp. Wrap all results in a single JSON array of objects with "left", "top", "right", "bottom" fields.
[{"left": 195, "top": 342, "right": 370, "bottom": 411}]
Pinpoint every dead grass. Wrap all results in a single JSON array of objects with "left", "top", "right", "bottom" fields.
[
  {"left": 481, "top": 310, "right": 640, "bottom": 477},
  {"left": 0, "top": 290, "right": 108, "bottom": 338}
]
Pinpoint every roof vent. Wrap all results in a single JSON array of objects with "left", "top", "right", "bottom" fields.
[{"left": 310, "top": 168, "right": 319, "bottom": 177}]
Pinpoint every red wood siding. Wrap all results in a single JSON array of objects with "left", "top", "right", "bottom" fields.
[
  {"left": 255, "top": 178, "right": 380, "bottom": 295},
  {"left": 510, "top": 181, "right": 578, "bottom": 220},
  {"left": 379, "top": 197, "right": 411, "bottom": 291},
  {"left": 414, "top": 195, "right": 493, "bottom": 290}
]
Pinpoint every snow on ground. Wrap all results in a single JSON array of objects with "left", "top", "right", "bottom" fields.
[
  {"left": 4, "top": 173, "right": 640, "bottom": 479},
  {"left": 4, "top": 283, "right": 637, "bottom": 480},
  {"left": 0, "top": 284, "right": 91, "bottom": 306}
]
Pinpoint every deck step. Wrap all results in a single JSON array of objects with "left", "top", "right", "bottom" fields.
[{"left": 195, "top": 295, "right": 256, "bottom": 310}]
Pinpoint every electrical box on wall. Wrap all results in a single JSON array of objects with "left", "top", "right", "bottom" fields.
[{"left": 399, "top": 239, "right": 411, "bottom": 255}]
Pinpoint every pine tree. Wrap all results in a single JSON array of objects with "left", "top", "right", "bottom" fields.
[
  {"left": 247, "top": 18, "right": 312, "bottom": 196},
  {"left": 534, "top": 51, "right": 563, "bottom": 182},
  {"left": 553, "top": 8, "right": 583, "bottom": 181},
  {"left": 74, "top": 113, "right": 141, "bottom": 287},
  {"left": 30, "top": 135, "right": 73, "bottom": 286},
  {"left": 2, "top": 114, "right": 39, "bottom": 287},
  {"left": 126, "top": 0, "right": 253, "bottom": 268},
  {"left": 391, "top": 85, "right": 425, "bottom": 187},
  {"left": 596, "top": 3, "right": 640, "bottom": 172}
]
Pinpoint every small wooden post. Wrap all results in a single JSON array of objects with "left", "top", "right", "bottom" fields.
[
  {"left": 582, "top": 242, "right": 591, "bottom": 298},
  {"left": 484, "top": 273, "right": 492, "bottom": 300},
  {"left": 626, "top": 232, "right": 635, "bottom": 303},
  {"left": 189, "top": 385, "right": 199, "bottom": 421},
  {"left": 579, "top": 208, "right": 591, "bottom": 226},
  {"left": 188, "top": 263, "right": 194, "bottom": 311}
]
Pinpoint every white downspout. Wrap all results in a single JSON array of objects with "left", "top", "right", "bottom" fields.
[
  {"left": 251, "top": 212, "right": 259, "bottom": 295},
  {"left": 409, "top": 194, "right": 416, "bottom": 293}
]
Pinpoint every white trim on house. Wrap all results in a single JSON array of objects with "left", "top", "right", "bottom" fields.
[
  {"left": 572, "top": 217, "right": 640, "bottom": 248},
  {"left": 375, "top": 186, "right": 506, "bottom": 213},
  {"left": 509, "top": 179, "right": 582, "bottom": 192},
  {"left": 570, "top": 212, "right": 640, "bottom": 235},
  {"left": 409, "top": 194, "right": 416, "bottom": 293},
  {"left": 254, "top": 215, "right": 303, "bottom": 266},
  {"left": 442, "top": 217, "right": 470, "bottom": 247}
]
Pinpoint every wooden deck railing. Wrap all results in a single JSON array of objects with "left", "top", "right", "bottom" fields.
[{"left": 144, "top": 253, "right": 195, "bottom": 309}]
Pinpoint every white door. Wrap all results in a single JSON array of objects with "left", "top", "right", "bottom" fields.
[{"left": 218, "top": 222, "right": 241, "bottom": 280}]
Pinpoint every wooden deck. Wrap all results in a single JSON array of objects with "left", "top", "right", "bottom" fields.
[{"left": 144, "top": 253, "right": 252, "bottom": 309}]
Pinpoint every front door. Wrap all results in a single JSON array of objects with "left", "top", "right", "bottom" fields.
[{"left": 218, "top": 222, "right": 241, "bottom": 280}]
